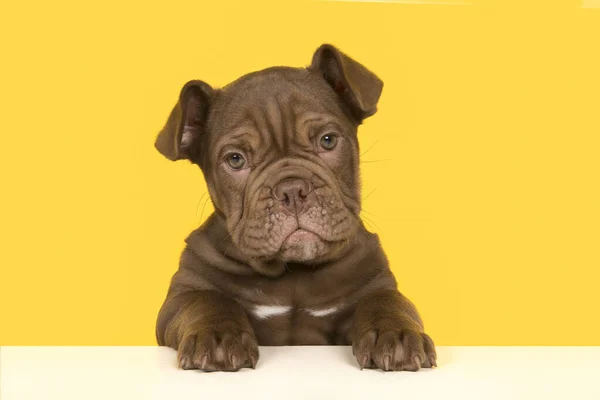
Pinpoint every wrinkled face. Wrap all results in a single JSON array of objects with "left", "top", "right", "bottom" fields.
[
  {"left": 156, "top": 45, "right": 383, "bottom": 275},
  {"left": 202, "top": 69, "right": 362, "bottom": 265}
]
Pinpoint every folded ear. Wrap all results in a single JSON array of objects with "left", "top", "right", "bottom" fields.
[
  {"left": 155, "top": 80, "right": 214, "bottom": 161},
  {"left": 309, "top": 44, "right": 383, "bottom": 123}
]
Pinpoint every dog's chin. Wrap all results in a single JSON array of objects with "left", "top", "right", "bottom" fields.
[{"left": 279, "top": 229, "right": 327, "bottom": 262}]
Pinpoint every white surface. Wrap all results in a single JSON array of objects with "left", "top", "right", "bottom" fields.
[{"left": 1, "top": 346, "right": 599, "bottom": 400}]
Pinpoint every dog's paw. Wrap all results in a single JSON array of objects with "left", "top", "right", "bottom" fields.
[
  {"left": 352, "top": 328, "right": 436, "bottom": 371},
  {"left": 178, "top": 329, "right": 259, "bottom": 372}
]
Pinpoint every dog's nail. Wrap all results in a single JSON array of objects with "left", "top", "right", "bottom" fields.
[
  {"left": 413, "top": 355, "right": 421, "bottom": 370},
  {"left": 200, "top": 354, "right": 209, "bottom": 370},
  {"left": 359, "top": 355, "right": 369, "bottom": 368},
  {"left": 383, "top": 355, "right": 391, "bottom": 371},
  {"left": 430, "top": 355, "right": 437, "bottom": 368},
  {"left": 250, "top": 354, "right": 258, "bottom": 369},
  {"left": 359, "top": 354, "right": 369, "bottom": 369},
  {"left": 178, "top": 356, "right": 187, "bottom": 369},
  {"left": 231, "top": 355, "right": 239, "bottom": 370}
]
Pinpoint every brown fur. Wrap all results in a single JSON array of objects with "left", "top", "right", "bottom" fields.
[{"left": 155, "top": 44, "right": 436, "bottom": 371}]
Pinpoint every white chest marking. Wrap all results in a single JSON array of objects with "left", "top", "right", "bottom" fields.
[
  {"left": 252, "top": 305, "right": 292, "bottom": 319},
  {"left": 306, "top": 306, "right": 339, "bottom": 317}
]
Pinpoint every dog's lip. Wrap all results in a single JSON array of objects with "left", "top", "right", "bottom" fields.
[{"left": 282, "top": 229, "right": 321, "bottom": 245}]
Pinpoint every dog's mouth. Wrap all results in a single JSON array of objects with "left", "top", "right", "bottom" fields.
[
  {"left": 279, "top": 228, "right": 327, "bottom": 262},
  {"left": 283, "top": 228, "right": 321, "bottom": 245},
  {"left": 235, "top": 172, "right": 358, "bottom": 264}
]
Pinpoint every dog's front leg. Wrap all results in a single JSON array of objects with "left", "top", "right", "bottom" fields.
[
  {"left": 157, "top": 290, "right": 259, "bottom": 371},
  {"left": 351, "top": 290, "right": 437, "bottom": 371}
]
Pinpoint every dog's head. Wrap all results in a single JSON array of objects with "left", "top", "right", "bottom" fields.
[{"left": 156, "top": 45, "right": 383, "bottom": 275}]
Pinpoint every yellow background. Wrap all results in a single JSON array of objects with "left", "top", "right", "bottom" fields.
[{"left": 1, "top": 0, "right": 599, "bottom": 345}]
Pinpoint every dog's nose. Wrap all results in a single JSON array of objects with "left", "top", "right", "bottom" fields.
[{"left": 272, "top": 179, "right": 313, "bottom": 215}]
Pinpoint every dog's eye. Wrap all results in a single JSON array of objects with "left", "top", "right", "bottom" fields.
[
  {"left": 226, "top": 153, "right": 246, "bottom": 170},
  {"left": 319, "top": 133, "right": 338, "bottom": 151}
]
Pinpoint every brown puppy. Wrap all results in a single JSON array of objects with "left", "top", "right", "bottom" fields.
[{"left": 155, "top": 44, "right": 436, "bottom": 372}]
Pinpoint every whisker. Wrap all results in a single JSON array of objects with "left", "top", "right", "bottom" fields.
[
  {"left": 198, "top": 195, "right": 212, "bottom": 223},
  {"left": 361, "top": 208, "right": 378, "bottom": 217},
  {"left": 223, "top": 240, "right": 235, "bottom": 256},
  {"left": 217, "top": 232, "right": 232, "bottom": 246},
  {"left": 361, "top": 214, "right": 381, "bottom": 231},
  {"left": 195, "top": 192, "right": 208, "bottom": 218},
  {"left": 339, "top": 237, "right": 351, "bottom": 254},
  {"left": 361, "top": 218, "right": 374, "bottom": 231},
  {"left": 361, "top": 187, "right": 378, "bottom": 203},
  {"left": 360, "top": 140, "right": 379, "bottom": 157}
]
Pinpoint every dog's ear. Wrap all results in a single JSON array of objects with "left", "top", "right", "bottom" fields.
[
  {"left": 309, "top": 44, "right": 383, "bottom": 122},
  {"left": 155, "top": 80, "right": 214, "bottom": 161}
]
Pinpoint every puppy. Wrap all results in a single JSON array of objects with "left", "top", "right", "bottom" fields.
[{"left": 155, "top": 44, "right": 436, "bottom": 372}]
